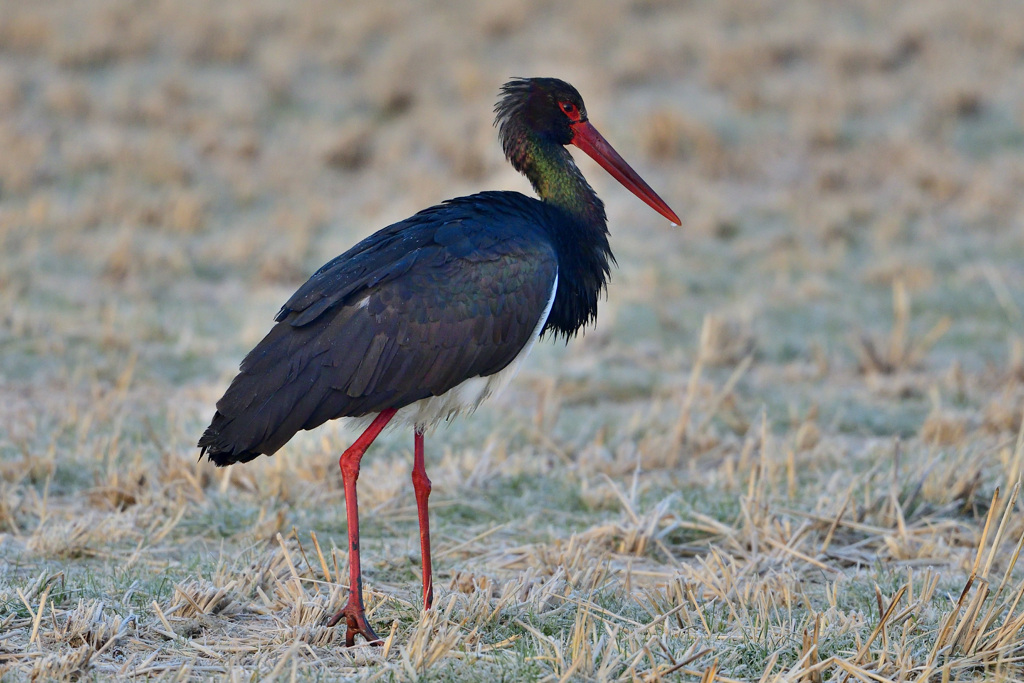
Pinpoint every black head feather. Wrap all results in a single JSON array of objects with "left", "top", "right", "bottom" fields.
[{"left": 494, "top": 78, "right": 587, "bottom": 166}]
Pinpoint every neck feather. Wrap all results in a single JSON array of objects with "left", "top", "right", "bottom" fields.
[
  {"left": 504, "top": 130, "right": 615, "bottom": 340},
  {"left": 505, "top": 130, "right": 607, "bottom": 229}
]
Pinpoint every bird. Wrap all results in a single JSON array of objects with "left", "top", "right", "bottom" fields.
[{"left": 198, "top": 77, "right": 680, "bottom": 646}]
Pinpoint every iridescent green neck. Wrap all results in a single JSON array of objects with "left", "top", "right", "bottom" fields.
[
  {"left": 510, "top": 133, "right": 614, "bottom": 340},
  {"left": 513, "top": 135, "right": 607, "bottom": 229}
]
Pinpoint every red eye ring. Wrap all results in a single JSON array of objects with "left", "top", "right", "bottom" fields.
[{"left": 559, "top": 100, "right": 581, "bottom": 121}]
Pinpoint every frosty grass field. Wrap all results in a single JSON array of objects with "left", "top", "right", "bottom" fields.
[{"left": 2, "top": 0, "right": 1024, "bottom": 680}]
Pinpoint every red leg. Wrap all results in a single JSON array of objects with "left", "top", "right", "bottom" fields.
[
  {"left": 326, "top": 408, "right": 397, "bottom": 646},
  {"left": 411, "top": 429, "right": 434, "bottom": 609}
]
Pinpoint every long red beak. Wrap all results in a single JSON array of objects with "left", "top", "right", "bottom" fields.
[{"left": 570, "top": 120, "right": 681, "bottom": 226}]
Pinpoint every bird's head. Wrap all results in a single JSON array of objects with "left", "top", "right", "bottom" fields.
[
  {"left": 495, "top": 77, "right": 680, "bottom": 225},
  {"left": 495, "top": 77, "right": 587, "bottom": 147}
]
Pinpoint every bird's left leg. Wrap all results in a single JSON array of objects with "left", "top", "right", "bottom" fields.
[
  {"left": 411, "top": 428, "right": 433, "bottom": 609},
  {"left": 327, "top": 408, "right": 397, "bottom": 646}
]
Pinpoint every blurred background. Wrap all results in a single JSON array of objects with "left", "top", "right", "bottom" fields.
[
  {"left": 2, "top": 0, "right": 1024, "bottom": 676},
  {"left": 2, "top": 0, "right": 1023, "bottom": 419},
  {"left": 2, "top": 0, "right": 1023, "bottom": 418}
]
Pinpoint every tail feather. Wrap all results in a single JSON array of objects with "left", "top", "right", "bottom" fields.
[
  {"left": 197, "top": 413, "right": 263, "bottom": 466},
  {"left": 198, "top": 320, "right": 326, "bottom": 466},
  {"left": 197, "top": 308, "right": 371, "bottom": 466}
]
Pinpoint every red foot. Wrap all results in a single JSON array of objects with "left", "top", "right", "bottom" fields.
[{"left": 326, "top": 600, "right": 382, "bottom": 647}]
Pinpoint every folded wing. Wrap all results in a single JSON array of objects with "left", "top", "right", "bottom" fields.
[{"left": 199, "top": 196, "right": 558, "bottom": 465}]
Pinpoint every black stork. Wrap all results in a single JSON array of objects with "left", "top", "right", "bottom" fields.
[{"left": 198, "top": 77, "right": 680, "bottom": 646}]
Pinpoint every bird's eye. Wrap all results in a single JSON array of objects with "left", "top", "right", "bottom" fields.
[{"left": 559, "top": 101, "right": 579, "bottom": 118}]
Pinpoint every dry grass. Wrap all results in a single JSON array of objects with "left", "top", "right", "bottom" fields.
[{"left": 4, "top": 0, "right": 1024, "bottom": 680}]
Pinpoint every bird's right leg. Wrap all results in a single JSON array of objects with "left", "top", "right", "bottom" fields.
[
  {"left": 327, "top": 408, "right": 397, "bottom": 646},
  {"left": 411, "top": 428, "right": 433, "bottom": 610}
]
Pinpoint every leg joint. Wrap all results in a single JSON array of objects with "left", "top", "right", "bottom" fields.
[
  {"left": 339, "top": 447, "right": 365, "bottom": 480},
  {"left": 411, "top": 467, "right": 431, "bottom": 494}
]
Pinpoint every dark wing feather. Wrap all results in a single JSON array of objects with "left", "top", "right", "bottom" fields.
[{"left": 198, "top": 193, "right": 558, "bottom": 465}]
